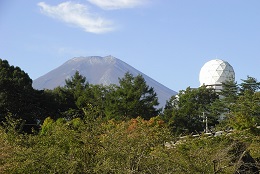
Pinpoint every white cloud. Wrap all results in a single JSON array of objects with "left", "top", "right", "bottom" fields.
[
  {"left": 38, "top": 2, "right": 115, "bottom": 34},
  {"left": 87, "top": 0, "right": 149, "bottom": 10}
]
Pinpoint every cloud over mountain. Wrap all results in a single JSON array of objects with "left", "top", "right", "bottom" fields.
[
  {"left": 38, "top": 1, "right": 114, "bottom": 34},
  {"left": 87, "top": 0, "right": 150, "bottom": 10}
]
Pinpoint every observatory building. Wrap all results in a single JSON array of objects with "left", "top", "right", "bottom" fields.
[{"left": 199, "top": 59, "right": 235, "bottom": 91}]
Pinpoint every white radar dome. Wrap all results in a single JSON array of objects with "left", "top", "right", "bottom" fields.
[{"left": 199, "top": 59, "right": 235, "bottom": 88}]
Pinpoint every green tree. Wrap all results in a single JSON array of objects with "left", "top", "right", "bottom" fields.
[
  {"left": 226, "top": 76, "right": 260, "bottom": 130},
  {"left": 168, "top": 86, "right": 219, "bottom": 134},
  {"left": 209, "top": 80, "right": 239, "bottom": 127},
  {"left": 220, "top": 80, "right": 239, "bottom": 104},
  {"left": 49, "top": 72, "right": 112, "bottom": 120},
  {"left": 105, "top": 72, "right": 160, "bottom": 120},
  {"left": 240, "top": 76, "right": 260, "bottom": 95},
  {"left": 161, "top": 95, "right": 178, "bottom": 122},
  {"left": 65, "top": 70, "right": 89, "bottom": 106},
  {"left": 51, "top": 71, "right": 90, "bottom": 119},
  {"left": 0, "top": 59, "right": 44, "bottom": 130},
  {"left": 84, "top": 84, "right": 107, "bottom": 118},
  {"left": 229, "top": 91, "right": 260, "bottom": 130}
]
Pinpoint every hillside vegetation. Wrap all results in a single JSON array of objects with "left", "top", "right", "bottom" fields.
[{"left": 0, "top": 59, "right": 259, "bottom": 173}]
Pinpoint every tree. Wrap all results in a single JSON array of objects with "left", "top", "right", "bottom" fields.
[
  {"left": 105, "top": 72, "right": 160, "bottom": 120},
  {"left": 85, "top": 84, "right": 107, "bottom": 118},
  {"left": 209, "top": 80, "right": 239, "bottom": 124},
  {"left": 54, "top": 71, "right": 90, "bottom": 119},
  {"left": 0, "top": 59, "right": 43, "bottom": 130},
  {"left": 65, "top": 72, "right": 112, "bottom": 119},
  {"left": 228, "top": 90, "right": 260, "bottom": 130},
  {"left": 220, "top": 80, "right": 239, "bottom": 103},
  {"left": 161, "top": 95, "right": 178, "bottom": 122},
  {"left": 65, "top": 70, "right": 89, "bottom": 105},
  {"left": 220, "top": 76, "right": 260, "bottom": 130},
  {"left": 65, "top": 71, "right": 87, "bottom": 89},
  {"left": 167, "top": 86, "right": 219, "bottom": 134},
  {"left": 240, "top": 76, "right": 260, "bottom": 95}
]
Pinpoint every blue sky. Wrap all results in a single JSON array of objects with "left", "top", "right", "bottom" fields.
[{"left": 1, "top": 0, "right": 260, "bottom": 92}]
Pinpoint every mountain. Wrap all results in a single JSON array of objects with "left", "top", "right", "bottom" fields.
[{"left": 32, "top": 56, "right": 177, "bottom": 107}]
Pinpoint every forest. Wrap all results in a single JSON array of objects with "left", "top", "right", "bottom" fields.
[{"left": 0, "top": 59, "right": 259, "bottom": 173}]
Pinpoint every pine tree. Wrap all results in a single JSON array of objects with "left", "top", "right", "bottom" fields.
[
  {"left": 105, "top": 72, "right": 160, "bottom": 120},
  {"left": 240, "top": 76, "right": 260, "bottom": 95}
]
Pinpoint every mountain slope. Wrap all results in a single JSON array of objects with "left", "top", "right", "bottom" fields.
[{"left": 33, "top": 56, "right": 177, "bottom": 107}]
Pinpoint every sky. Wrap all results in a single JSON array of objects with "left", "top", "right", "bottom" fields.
[{"left": 1, "top": 0, "right": 260, "bottom": 92}]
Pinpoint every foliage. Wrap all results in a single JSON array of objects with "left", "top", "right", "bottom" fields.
[
  {"left": 94, "top": 116, "right": 171, "bottom": 173},
  {"left": 0, "top": 59, "right": 39, "bottom": 127},
  {"left": 240, "top": 76, "right": 260, "bottom": 95},
  {"left": 165, "top": 86, "right": 219, "bottom": 134},
  {"left": 1, "top": 114, "right": 173, "bottom": 173},
  {"left": 218, "top": 80, "right": 239, "bottom": 113},
  {"left": 82, "top": 84, "right": 108, "bottom": 118},
  {"left": 1, "top": 116, "right": 259, "bottom": 173},
  {"left": 228, "top": 91, "right": 260, "bottom": 130},
  {"left": 220, "top": 80, "right": 239, "bottom": 102},
  {"left": 105, "top": 72, "right": 160, "bottom": 120},
  {"left": 2, "top": 116, "right": 103, "bottom": 174},
  {"left": 161, "top": 95, "right": 178, "bottom": 122}
]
